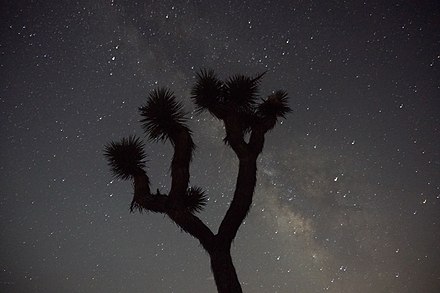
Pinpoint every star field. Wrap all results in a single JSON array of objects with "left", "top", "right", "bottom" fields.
[{"left": 1, "top": 1, "right": 439, "bottom": 292}]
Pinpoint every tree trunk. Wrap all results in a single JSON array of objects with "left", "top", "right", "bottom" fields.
[{"left": 210, "top": 248, "right": 242, "bottom": 293}]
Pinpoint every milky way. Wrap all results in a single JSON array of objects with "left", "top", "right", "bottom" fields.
[{"left": 1, "top": 1, "right": 439, "bottom": 292}]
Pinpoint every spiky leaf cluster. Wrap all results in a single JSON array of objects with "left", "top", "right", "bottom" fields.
[
  {"left": 190, "top": 69, "right": 224, "bottom": 117},
  {"left": 139, "top": 87, "right": 189, "bottom": 142},
  {"left": 223, "top": 73, "right": 264, "bottom": 112},
  {"left": 257, "top": 90, "right": 291, "bottom": 119},
  {"left": 104, "top": 136, "right": 147, "bottom": 180},
  {"left": 184, "top": 186, "right": 208, "bottom": 214},
  {"left": 191, "top": 69, "right": 266, "bottom": 118}
]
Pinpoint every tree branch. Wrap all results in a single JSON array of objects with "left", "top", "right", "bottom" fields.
[
  {"left": 217, "top": 116, "right": 276, "bottom": 244},
  {"left": 248, "top": 117, "right": 276, "bottom": 155},
  {"left": 217, "top": 157, "right": 257, "bottom": 244},
  {"left": 168, "top": 127, "right": 195, "bottom": 206},
  {"left": 223, "top": 115, "right": 249, "bottom": 158},
  {"left": 131, "top": 189, "right": 168, "bottom": 213},
  {"left": 131, "top": 180, "right": 215, "bottom": 251},
  {"left": 167, "top": 209, "right": 215, "bottom": 251}
]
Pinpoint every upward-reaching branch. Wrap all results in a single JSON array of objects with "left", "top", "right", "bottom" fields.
[
  {"left": 168, "top": 128, "right": 194, "bottom": 204},
  {"left": 103, "top": 136, "right": 157, "bottom": 212},
  {"left": 139, "top": 88, "right": 194, "bottom": 203},
  {"left": 217, "top": 156, "right": 257, "bottom": 244},
  {"left": 135, "top": 87, "right": 215, "bottom": 249},
  {"left": 214, "top": 78, "right": 291, "bottom": 245}
]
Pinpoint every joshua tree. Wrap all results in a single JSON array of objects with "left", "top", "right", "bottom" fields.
[{"left": 104, "top": 69, "right": 290, "bottom": 292}]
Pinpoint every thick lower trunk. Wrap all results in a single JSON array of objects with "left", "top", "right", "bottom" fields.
[{"left": 210, "top": 249, "right": 242, "bottom": 293}]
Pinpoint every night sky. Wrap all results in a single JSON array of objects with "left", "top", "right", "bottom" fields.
[{"left": 1, "top": 1, "right": 439, "bottom": 292}]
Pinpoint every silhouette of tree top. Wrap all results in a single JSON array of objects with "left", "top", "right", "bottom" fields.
[{"left": 104, "top": 69, "right": 290, "bottom": 293}]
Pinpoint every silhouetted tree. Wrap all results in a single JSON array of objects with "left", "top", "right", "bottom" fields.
[{"left": 104, "top": 69, "right": 290, "bottom": 292}]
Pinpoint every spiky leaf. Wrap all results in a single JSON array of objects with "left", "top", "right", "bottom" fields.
[
  {"left": 184, "top": 186, "right": 208, "bottom": 214},
  {"left": 104, "top": 136, "right": 147, "bottom": 180},
  {"left": 139, "top": 87, "right": 189, "bottom": 142},
  {"left": 190, "top": 69, "right": 224, "bottom": 117},
  {"left": 223, "top": 72, "right": 265, "bottom": 112},
  {"left": 257, "top": 90, "right": 291, "bottom": 119}
]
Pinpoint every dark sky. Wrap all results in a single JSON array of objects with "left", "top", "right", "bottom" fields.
[{"left": 1, "top": 0, "right": 439, "bottom": 292}]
